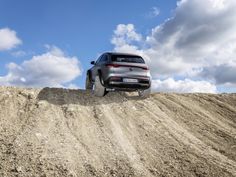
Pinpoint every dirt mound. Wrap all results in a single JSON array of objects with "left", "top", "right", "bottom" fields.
[{"left": 0, "top": 87, "right": 236, "bottom": 177}]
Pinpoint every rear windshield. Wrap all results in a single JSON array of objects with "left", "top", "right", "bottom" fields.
[{"left": 111, "top": 55, "right": 145, "bottom": 63}]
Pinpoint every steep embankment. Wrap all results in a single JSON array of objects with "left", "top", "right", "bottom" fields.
[{"left": 0, "top": 87, "right": 236, "bottom": 177}]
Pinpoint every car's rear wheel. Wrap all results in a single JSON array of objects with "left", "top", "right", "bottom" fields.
[
  {"left": 94, "top": 75, "right": 106, "bottom": 97},
  {"left": 138, "top": 87, "right": 151, "bottom": 98},
  {"left": 85, "top": 74, "right": 93, "bottom": 90}
]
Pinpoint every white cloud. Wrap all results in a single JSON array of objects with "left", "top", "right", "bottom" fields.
[
  {"left": 66, "top": 83, "right": 80, "bottom": 89},
  {"left": 111, "top": 0, "right": 236, "bottom": 92},
  {"left": 111, "top": 24, "right": 142, "bottom": 51},
  {"left": 147, "top": 7, "right": 160, "bottom": 18},
  {"left": 146, "top": 0, "right": 236, "bottom": 76},
  {"left": 111, "top": 24, "right": 151, "bottom": 63},
  {"left": 0, "top": 46, "right": 82, "bottom": 87},
  {"left": 152, "top": 78, "right": 217, "bottom": 93},
  {"left": 0, "top": 28, "right": 22, "bottom": 51},
  {"left": 11, "top": 50, "right": 27, "bottom": 57}
]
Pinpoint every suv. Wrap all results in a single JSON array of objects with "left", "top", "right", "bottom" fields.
[{"left": 86, "top": 52, "right": 151, "bottom": 97}]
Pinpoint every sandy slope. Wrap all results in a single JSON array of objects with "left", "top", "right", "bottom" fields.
[{"left": 0, "top": 87, "right": 236, "bottom": 177}]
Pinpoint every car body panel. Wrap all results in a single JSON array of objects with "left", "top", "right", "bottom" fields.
[{"left": 87, "top": 52, "right": 151, "bottom": 91}]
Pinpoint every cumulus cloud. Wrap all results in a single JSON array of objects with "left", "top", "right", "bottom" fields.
[
  {"left": 111, "top": 24, "right": 142, "bottom": 51},
  {"left": 147, "top": 0, "right": 236, "bottom": 65},
  {"left": 111, "top": 0, "right": 236, "bottom": 92},
  {"left": 111, "top": 24, "right": 151, "bottom": 63},
  {"left": 147, "top": 7, "right": 160, "bottom": 18},
  {"left": 152, "top": 78, "right": 217, "bottom": 93},
  {"left": 145, "top": 0, "right": 236, "bottom": 77},
  {"left": 0, "top": 28, "right": 22, "bottom": 51},
  {"left": 0, "top": 46, "right": 82, "bottom": 87},
  {"left": 201, "top": 64, "right": 236, "bottom": 85}
]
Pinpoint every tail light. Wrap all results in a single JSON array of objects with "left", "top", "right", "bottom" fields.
[
  {"left": 106, "top": 63, "right": 149, "bottom": 70},
  {"left": 106, "top": 64, "right": 120, "bottom": 68},
  {"left": 142, "top": 67, "right": 149, "bottom": 70},
  {"left": 110, "top": 76, "right": 121, "bottom": 81}
]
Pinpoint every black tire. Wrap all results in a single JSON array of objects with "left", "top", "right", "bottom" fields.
[
  {"left": 94, "top": 75, "right": 106, "bottom": 97},
  {"left": 138, "top": 87, "right": 151, "bottom": 98},
  {"left": 85, "top": 74, "right": 93, "bottom": 90}
]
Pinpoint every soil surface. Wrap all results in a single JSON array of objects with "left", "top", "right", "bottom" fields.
[{"left": 0, "top": 87, "right": 236, "bottom": 177}]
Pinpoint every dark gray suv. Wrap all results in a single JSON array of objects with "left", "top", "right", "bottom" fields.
[{"left": 86, "top": 52, "right": 151, "bottom": 97}]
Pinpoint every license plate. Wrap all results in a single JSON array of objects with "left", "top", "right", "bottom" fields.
[{"left": 123, "top": 78, "right": 138, "bottom": 83}]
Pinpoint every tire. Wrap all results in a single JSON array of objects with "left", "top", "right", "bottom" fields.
[
  {"left": 138, "top": 87, "right": 151, "bottom": 98},
  {"left": 85, "top": 74, "right": 93, "bottom": 90},
  {"left": 94, "top": 75, "right": 106, "bottom": 97}
]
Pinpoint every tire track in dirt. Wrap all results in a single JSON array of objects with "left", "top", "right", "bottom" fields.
[
  {"left": 137, "top": 96, "right": 236, "bottom": 175},
  {"left": 100, "top": 103, "right": 152, "bottom": 177},
  {"left": 0, "top": 87, "right": 236, "bottom": 177}
]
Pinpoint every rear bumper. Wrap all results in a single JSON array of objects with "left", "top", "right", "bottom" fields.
[{"left": 104, "top": 76, "right": 151, "bottom": 90}]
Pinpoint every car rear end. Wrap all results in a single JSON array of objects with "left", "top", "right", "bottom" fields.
[{"left": 103, "top": 54, "right": 151, "bottom": 91}]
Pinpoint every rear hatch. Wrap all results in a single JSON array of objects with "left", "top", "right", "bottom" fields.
[
  {"left": 107, "top": 62, "right": 149, "bottom": 76},
  {"left": 108, "top": 55, "right": 149, "bottom": 77}
]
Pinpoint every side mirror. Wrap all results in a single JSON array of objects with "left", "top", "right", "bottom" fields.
[{"left": 90, "top": 61, "right": 95, "bottom": 65}]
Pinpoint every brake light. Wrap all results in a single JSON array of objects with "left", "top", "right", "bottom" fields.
[
  {"left": 110, "top": 76, "right": 121, "bottom": 81},
  {"left": 106, "top": 64, "right": 120, "bottom": 68},
  {"left": 142, "top": 67, "right": 149, "bottom": 70},
  {"left": 106, "top": 63, "right": 149, "bottom": 70}
]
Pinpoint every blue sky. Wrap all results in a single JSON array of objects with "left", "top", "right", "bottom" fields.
[
  {"left": 0, "top": 0, "right": 236, "bottom": 92},
  {"left": 0, "top": 0, "right": 177, "bottom": 88}
]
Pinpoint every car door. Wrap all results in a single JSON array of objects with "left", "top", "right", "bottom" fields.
[
  {"left": 99, "top": 54, "right": 109, "bottom": 80},
  {"left": 91, "top": 55, "right": 103, "bottom": 82}
]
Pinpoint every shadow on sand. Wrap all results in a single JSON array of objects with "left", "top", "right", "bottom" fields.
[{"left": 37, "top": 87, "right": 145, "bottom": 106}]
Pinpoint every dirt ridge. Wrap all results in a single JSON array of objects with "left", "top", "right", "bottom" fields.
[{"left": 0, "top": 87, "right": 236, "bottom": 177}]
